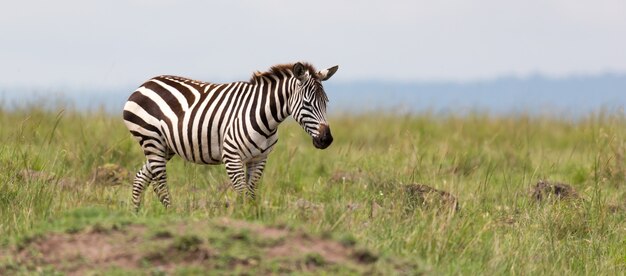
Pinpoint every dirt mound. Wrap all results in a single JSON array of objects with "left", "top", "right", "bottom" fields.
[
  {"left": 329, "top": 169, "right": 367, "bottom": 183},
  {"left": 607, "top": 202, "right": 626, "bottom": 213},
  {"left": 19, "top": 169, "right": 57, "bottom": 182},
  {"left": 403, "top": 184, "right": 459, "bottom": 213},
  {"left": 18, "top": 169, "right": 76, "bottom": 189},
  {"left": 1, "top": 218, "right": 394, "bottom": 275},
  {"left": 90, "top": 163, "right": 131, "bottom": 186},
  {"left": 11, "top": 225, "right": 147, "bottom": 275},
  {"left": 17, "top": 164, "right": 130, "bottom": 188},
  {"left": 531, "top": 180, "right": 581, "bottom": 202}
]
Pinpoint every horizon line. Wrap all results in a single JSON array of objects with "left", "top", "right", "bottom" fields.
[{"left": 1, "top": 70, "right": 626, "bottom": 91}]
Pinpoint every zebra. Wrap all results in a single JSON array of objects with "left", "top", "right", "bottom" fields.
[{"left": 123, "top": 62, "right": 338, "bottom": 210}]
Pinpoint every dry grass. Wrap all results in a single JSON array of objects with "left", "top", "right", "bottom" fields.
[{"left": 0, "top": 107, "right": 624, "bottom": 274}]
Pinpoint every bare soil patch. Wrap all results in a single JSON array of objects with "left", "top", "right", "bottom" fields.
[
  {"left": 6, "top": 224, "right": 147, "bottom": 275},
  {"left": 1, "top": 218, "right": 385, "bottom": 274}
]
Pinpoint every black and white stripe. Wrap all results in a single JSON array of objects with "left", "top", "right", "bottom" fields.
[{"left": 123, "top": 62, "right": 338, "bottom": 210}]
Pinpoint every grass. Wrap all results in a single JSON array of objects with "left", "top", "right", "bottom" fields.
[{"left": 0, "top": 105, "right": 625, "bottom": 274}]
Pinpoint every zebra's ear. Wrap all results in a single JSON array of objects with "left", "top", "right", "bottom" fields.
[
  {"left": 317, "top": 65, "right": 339, "bottom": 81},
  {"left": 293, "top": 62, "right": 308, "bottom": 82}
]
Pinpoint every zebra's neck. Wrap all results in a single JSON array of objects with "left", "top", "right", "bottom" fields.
[{"left": 248, "top": 74, "right": 298, "bottom": 132}]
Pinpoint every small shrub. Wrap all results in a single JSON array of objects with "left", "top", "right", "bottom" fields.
[
  {"left": 351, "top": 248, "right": 378, "bottom": 264},
  {"left": 304, "top": 253, "right": 326, "bottom": 267},
  {"left": 173, "top": 235, "right": 203, "bottom": 252}
]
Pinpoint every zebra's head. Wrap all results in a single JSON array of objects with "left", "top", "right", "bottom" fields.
[{"left": 290, "top": 62, "right": 339, "bottom": 149}]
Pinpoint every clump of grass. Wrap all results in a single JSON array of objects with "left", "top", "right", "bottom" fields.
[
  {"left": 304, "top": 253, "right": 326, "bottom": 267},
  {"left": 151, "top": 230, "right": 173, "bottom": 239},
  {"left": 337, "top": 233, "right": 357, "bottom": 247},
  {"left": 173, "top": 235, "right": 203, "bottom": 252}
]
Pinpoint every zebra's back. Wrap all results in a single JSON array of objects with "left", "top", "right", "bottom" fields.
[{"left": 123, "top": 75, "right": 240, "bottom": 165}]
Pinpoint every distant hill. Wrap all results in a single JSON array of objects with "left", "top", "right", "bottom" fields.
[
  {"left": 324, "top": 73, "right": 626, "bottom": 117},
  {"left": 1, "top": 74, "right": 625, "bottom": 117}
]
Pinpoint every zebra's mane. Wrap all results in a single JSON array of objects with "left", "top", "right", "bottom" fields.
[
  {"left": 249, "top": 62, "right": 319, "bottom": 83},
  {"left": 249, "top": 62, "right": 328, "bottom": 103}
]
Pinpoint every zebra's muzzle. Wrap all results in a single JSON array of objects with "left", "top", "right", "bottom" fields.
[{"left": 313, "top": 124, "right": 333, "bottom": 149}]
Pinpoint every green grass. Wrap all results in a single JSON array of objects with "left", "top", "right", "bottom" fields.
[{"left": 0, "top": 106, "right": 625, "bottom": 274}]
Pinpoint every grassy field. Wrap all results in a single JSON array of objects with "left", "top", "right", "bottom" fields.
[{"left": 0, "top": 106, "right": 624, "bottom": 274}]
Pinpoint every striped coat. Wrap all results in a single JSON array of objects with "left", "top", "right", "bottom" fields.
[{"left": 123, "top": 62, "right": 338, "bottom": 210}]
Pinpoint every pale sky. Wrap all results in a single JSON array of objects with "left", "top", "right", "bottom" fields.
[{"left": 1, "top": 0, "right": 625, "bottom": 88}]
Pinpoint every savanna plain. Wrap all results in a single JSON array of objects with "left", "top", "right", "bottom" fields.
[{"left": 0, "top": 105, "right": 624, "bottom": 275}]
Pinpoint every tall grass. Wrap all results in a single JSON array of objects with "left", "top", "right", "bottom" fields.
[{"left": 0, "top": 106, "right": 624, "bottom": 274}]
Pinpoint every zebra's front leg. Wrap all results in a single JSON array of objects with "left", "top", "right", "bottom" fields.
[
  {"left": 246, "top": 158, "right": 267, "bottom": 199},
  {"left": 223, "top": 154, "right": 248, "bottom": 196}
]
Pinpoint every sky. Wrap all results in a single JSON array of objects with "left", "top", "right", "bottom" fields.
[{"left": 1, "top": 0, "right": 626, "bottom": 88}]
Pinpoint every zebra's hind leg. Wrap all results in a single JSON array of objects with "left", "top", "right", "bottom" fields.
[
  {"left": 152, "top": 170, "right": 171, "bottom": 208},
  {"left": 246, "top": 158, "right": 267, "bottom": 199},
  {"left": 132, "top": 161, "right": 154, "bottom": 211},
  {"left": 150, "top": 155, "right": 172, "bottom": 209}
]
